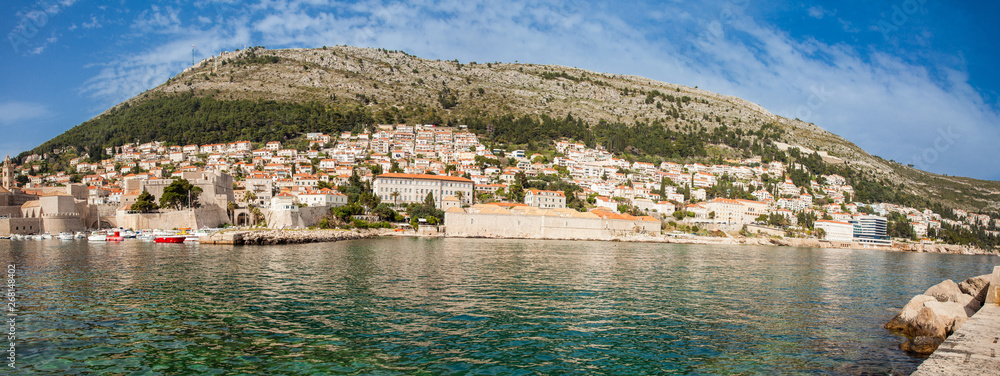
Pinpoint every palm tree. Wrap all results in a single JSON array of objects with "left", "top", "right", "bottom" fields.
[
  {"left": 243, "top": 191, "right": 258, "bottom": 205},
  {"left": 455, "top": 191, "right": 465, "bottom": 206},
  {"left": 391, "top": 191, "right": 400, "bottom": 206},
  {"left": 250, "top": 206, "right": 263, "bottom": 227},
  {"left": 227, "top": 201, "right": 237, "bottom": 224}
]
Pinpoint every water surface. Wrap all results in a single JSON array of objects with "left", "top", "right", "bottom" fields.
[{"left": 3, "top": 238, "right": 997, "bottom": 374}]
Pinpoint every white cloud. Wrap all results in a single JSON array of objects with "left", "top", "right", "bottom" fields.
[
  {"left": 807, "top": 6, "right": 829, "bottom": 19},
  {"left": 7, "top": 0, "right": 78, "bottom": 55},
  {"left": 82, "top": 15, "right": 102, "bottom": 29},
  {"left": 0, "top": 101, "right": 52, "bottom": 125},
  {"left": 77, "top": 0, "right": 1000, "bottom": 179},
  {"left": 132, "top": 5, "right": 183, "bottom": 33}
]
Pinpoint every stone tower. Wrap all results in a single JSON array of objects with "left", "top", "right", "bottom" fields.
[{"left": 2, "top": 154, "right": 13, "bottom": 190}]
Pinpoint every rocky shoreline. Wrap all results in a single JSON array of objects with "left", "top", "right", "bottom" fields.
[
  {"left": 441, "top": 232, "right": 998, "bottom": 255},
  {"left": 204, "top": 228, "right": 997, "bottom": 256},
  {"left": 207, "top": 229, "right": 380, "bottom": 245},
  {"left": 884, "top": 274, "right": 993, "bottom": 354}
]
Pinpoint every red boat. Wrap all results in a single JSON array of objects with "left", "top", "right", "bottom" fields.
[
  {"left": 154, "top": 235, "right": 186, "bottom": 243},
  {"left": 107, "top": 231, "right": 124, "bottom": 242}
]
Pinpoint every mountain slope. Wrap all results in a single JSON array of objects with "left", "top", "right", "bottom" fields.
[{"left": 29, "top": 45, "right": 1000, "bottom": 212}]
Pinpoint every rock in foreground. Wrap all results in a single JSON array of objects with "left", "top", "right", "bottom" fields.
[{"left": 886, "top": 274, "right": 992, "bottom": 355}]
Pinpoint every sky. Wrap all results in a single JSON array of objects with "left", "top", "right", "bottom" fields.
[{"left": 2, "top": 0, "right": 999, "bottom": 180}]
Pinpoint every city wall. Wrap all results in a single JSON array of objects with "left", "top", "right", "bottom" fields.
[
  {"left": 115, "top": 206, "right": 229, "bottom": 230},
  {"left": 266, "top": 206, "right": 330, "bottom": 229},
  {"left": 445, "top": 211, "right": 659, "bottom": 240}
]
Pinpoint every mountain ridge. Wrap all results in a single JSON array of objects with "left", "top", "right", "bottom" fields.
[{"left": 26, "top": 45, "right": 1000, "bottom": 213}]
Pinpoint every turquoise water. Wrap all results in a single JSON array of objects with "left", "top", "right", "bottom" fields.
[{"left": 2, "top": 237, "right": 997, "bottom": 375}]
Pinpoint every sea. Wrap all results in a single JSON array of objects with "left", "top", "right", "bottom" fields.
[{"left": 2, "top": 237, "right": 997, "bottom": 375}]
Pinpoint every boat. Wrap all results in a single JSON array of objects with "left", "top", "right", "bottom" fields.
[
  {"left": 74, "top": 232, "right": 86, "bottom": 239},
  {"left": 40, "top": 233, "right": 53, "bottom": 239},
  {"left": 153, "top": 235, "right": 186, "bottom": 243},
  {"left": 106, "top": 231, "right": 124, "bottom": 242},
  {"left": 10, "top": 234, "right": 22, "bottom": 240},
  {"left": 178, "top": 228, "right": 200, "bottom": 243},
  {"left": 88, "top": 232, "right": 107, "bottom": 242},
  {"left": 58, "top": 232, "right": 75, "bottom": 240}
]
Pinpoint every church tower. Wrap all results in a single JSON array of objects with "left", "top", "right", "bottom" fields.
[{"left": 2, "top": 154, "right": 13, "bottom": 190}]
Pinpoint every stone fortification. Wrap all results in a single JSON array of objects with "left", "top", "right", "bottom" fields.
[
  {"left": 444, "top": 203, "right": 660, "bottom": 241},
  {"left": 265, "top": 206, "right": 330, "bottom": 230}
]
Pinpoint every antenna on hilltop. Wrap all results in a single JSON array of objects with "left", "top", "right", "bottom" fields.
[{"left": 191, "top": 44, "right": 195, "bottom": 66}]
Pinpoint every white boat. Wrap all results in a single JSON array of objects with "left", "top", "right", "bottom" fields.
[
  {"left": 58, "top": 232, "right": 75, "bottom": 240},
  {"left": 74, "top": 232, "right": 87, "bottom": 239},
  {"left": 40, "top": 233, "right": 53, "bottom": 239},
  {"left": 88, "top": 232, "right": 107, "bottom": 242},
  {"left": 10, "top": 234, "right": 22, "bottom": 240}
]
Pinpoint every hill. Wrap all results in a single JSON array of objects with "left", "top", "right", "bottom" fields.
[{"left": 25, "top": 45, "right": 1000, "bottom": 213}]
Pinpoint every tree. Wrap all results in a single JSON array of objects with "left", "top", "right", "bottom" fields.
[
  {"left": 159, "top": 178, "right": 203, "bottom": 210},
  {"left": 130, "top": 191, "right": 159, "bottom": 213},
  {"left": 243, "top": 191, "right": 258, "bottom": 206},
  {"left": 227, "top": 201, "right": 237, "bottom": 223},
  {"left": 508, "top": 184, "right": 524, "bottom": 202},
  {"left": 373, "top": 203, "right": 401, "bottom": 222},
  {"left": 250, "top": 206, "right": 264, "bottom": 226},
  {"left": 456, "top": 190, "right": 465, "bottom": 205},
  {"left": 424, "top": 192, "right": 436, "bottom": 208}
]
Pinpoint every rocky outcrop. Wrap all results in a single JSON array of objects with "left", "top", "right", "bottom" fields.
[
  {"left": 886, "top": 274, "right": 992, "bottom": 355},
  {"left": 924, "top": 280, "right": 963, "bottom": 303},
  {"left": 899, "top": 336, "right": 945, "bottom": 354},
  {"left": 958, "top": 273, "right": 992, "bottom": 303},
  {"left": 885, "top": 295, "right": 938, "bottom": 336}
]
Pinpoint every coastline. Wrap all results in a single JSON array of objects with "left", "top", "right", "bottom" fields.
[{"left": 202, "top": 228, "right": 999, "bottom": 256}]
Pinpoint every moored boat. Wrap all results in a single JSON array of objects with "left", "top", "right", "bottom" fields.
[
  {"left": 58, "top": 232, "right": 75, "bottom": 240},
  {"left": 88, "top": 232, "right": 107, "bottom": 242},
  {"left": 153, "top": 235, "right": 186, "bottom": 243},
  {"left": 107, "top": 231, "right": 124, "bottom": 242}
]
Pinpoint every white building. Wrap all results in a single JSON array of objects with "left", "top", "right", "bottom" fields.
[
  {"left": 374, "top": 173, "right": 474, "bottom": 209},
  {"left": 815, "top": 219, "right": 854, "bottom": 242},
  {"left": 524, "top": 189, "right": 566, "bottom": 209}
]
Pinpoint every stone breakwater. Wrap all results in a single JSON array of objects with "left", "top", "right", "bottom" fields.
[
  {"left": 884, "top": 274, "right": 993, "bottom": 354},
  {"left": 205, "top": 229, "right": 379, "bottom": 245}
]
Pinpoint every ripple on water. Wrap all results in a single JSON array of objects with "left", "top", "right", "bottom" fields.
[{"left": 2, "top": 238, "right": 996, "bottom": 375}]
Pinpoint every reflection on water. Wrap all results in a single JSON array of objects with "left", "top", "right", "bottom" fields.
[{"left": 2, "top": 238, "right": 996, "bottom": 374}]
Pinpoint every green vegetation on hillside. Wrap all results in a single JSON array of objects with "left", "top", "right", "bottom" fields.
[{"left": 30, "top": 94, "right": 376, "bottom": 155}]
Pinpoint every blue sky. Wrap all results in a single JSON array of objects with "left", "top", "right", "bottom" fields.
[{"left": 2, "top": 0, "right": 999, "bottom": 179}]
